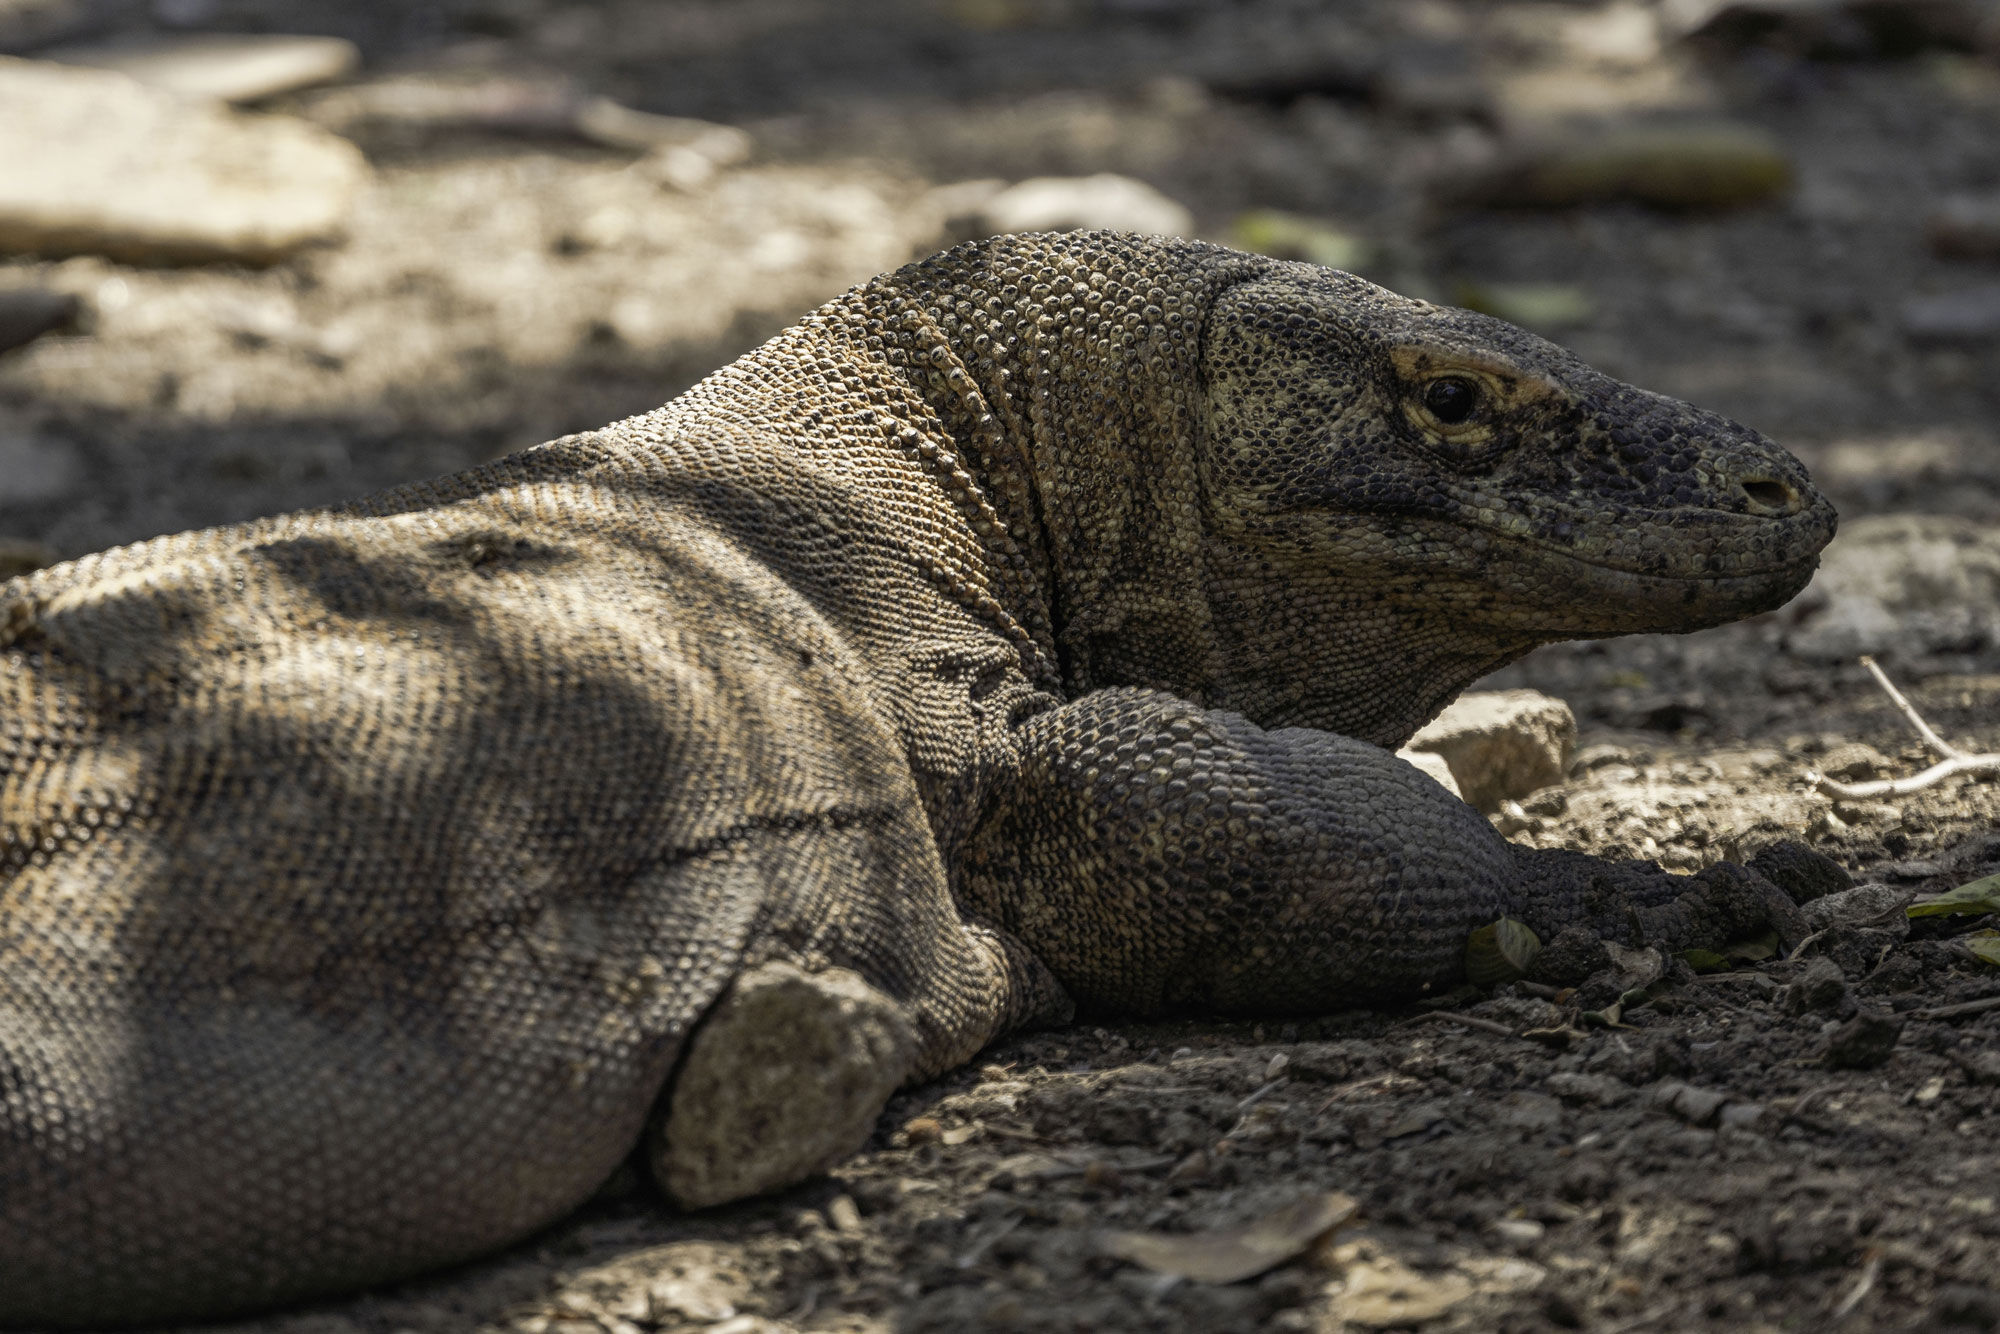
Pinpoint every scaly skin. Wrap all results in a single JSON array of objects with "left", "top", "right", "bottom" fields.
[{"left": 0, "top": 232, "right": 1834, "bottom": 1327}]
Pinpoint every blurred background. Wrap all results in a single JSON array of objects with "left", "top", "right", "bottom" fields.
[{"left": 3, "top": 0, "right": 2000, "bottom": 742}]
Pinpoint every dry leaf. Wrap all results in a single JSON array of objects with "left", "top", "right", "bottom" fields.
[{"left": 1096, "top": 1191, "right": 1358, "bottom": 1284}]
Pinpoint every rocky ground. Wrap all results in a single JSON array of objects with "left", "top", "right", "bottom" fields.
[{"left": 4, "top": 0, "right": 2000, "bottom": 1330}]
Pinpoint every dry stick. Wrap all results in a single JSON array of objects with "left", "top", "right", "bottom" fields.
[
  {"left": 1828, "top": 1250, "right": 1882, "bottom": 1322},
  {"left": 1913, "top": 994, "right": 2000, "bottom": 1022},
  {"left": 1807, "top": 655, "right": 2000, "bottom": 798},
  {"left": 1396, "top": 1010, "right": 1535, "bottom": 1042}
]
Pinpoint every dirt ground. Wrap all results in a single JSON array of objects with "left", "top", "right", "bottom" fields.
[{"left": 5, "top": 1, "right": 2000, "bottom": 1330}]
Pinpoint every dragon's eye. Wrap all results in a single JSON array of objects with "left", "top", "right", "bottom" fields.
[{"left": 1422, "top": 376, "right": 1481, "bottom": 425}]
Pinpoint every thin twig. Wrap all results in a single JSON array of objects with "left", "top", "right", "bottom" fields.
[
  {"left": 1396, "top": 1010, "right": 1534, "bottom": 1041},
  {"left": 1233, "top": 1077, "right": 1288, "bottom": 1113},
  {"left": 1808, "top": 656, "right": 2000, "bottom": 798},
  {"left": 1812, "top": 755, "right": 2000, "bottom": 799},
  {"left": 1828, "top": 1249, "right": 1882, "bottom": 1322},
  {"left": 1861, "top": 656, "right": 1958, "bottom": 759},
  {"left": 981, "top": 1121, "right": 1045, "bottom": 1143}
]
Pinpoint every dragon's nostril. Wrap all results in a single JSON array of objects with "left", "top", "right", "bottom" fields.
[{"left": 1741, "top": 477, "right": 1795, "bottom": 512}]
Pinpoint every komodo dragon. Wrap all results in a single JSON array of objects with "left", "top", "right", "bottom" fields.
[{"left": 0, "top": 230, "right": 1834, "bottom": 1327}]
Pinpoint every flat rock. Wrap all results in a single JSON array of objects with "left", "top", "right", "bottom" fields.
[
  {"left": 1407, "top": 689, "right": 1576, "bottom": 813},
  {"left": 0, "top": 56, "right": 368, "bottom": 264},
  {"left": 1800, "top": 882, "right": 1910, "bottom": 932},
  {"left": 1333, "top": 1252, "right": 1474, "bottom": 1328},
  {"left": 41, "top": 33, "right": 360, "bottom": 103},
  {"left": 971, "top": 174, "right": 1194, "bottom": 240},
  {"left": 1787, "top": 513, "right": 2000, "bottom": 659},
  {"left": 1395, "top": 747, "right": 1463, "bottom": 800}
]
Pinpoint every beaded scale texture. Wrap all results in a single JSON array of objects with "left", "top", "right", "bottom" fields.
[{"left": 0, "top": 231, "right": 1833, "bottom": 1326}]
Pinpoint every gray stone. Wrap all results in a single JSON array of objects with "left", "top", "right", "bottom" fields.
[
  {"left": 0, "top": 57, "right": 367, "bottom": 264},
  {"left": 1787, "top": 514, "right": 2000, "bottom": 660},
  {"left": 1823, "top": 1008, "right": 1902, "bottom": 1070},
  {"left": 972, "top": 174, "right": 1194, "bottom": 240},
  {"left": 1489, "top": 1217, "right": 1545, "bottom": 1250},
  {"left": 41, "top": 33, "right": 360, "bottom": 104},
  {"left": 1649, "top": 1079, "right": 1728, "bottom": 1126},
  {"left": 1407, "top": 689, "right": 1576, "bottom": 813},
  {"left": 1544, "top": 1071, "right": 1634, "bottom": 1107},
  {"left": 1816, "top": 741, "right": 1890, "bottom": 782},
  {"left": 651, "top": 962, "right": 916, "bottom": 1209},
  {"left": 1717, "top": 1101, "right": 1766, "bottom": 1130},
  {"left": 1495, "top": 1090, "right": 1565, "bottom": 1132},
  {"left": 1781, "top": 957, "right": 1849, "bottom": 1015},
  {"left": 1800, "top": 882, "right": 1910, "bottom": 933}
]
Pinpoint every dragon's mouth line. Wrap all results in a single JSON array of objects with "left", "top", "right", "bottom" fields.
[
  {"left": 1340, "top": 501, "right": 1832, "bottom": 584},
  {"left": 1469, "top": 524, "right": 1827, "bottom": 585}
]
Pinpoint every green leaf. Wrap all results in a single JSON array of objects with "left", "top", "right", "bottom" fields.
[
  {"left": 1465, "top": 918, "right": 1542, "bottom": 986},
  {"left": 1679, "top": 948, "right": 1731, "bottom": 973},
  {"left": 1725, "top": 931, "right": 1780, "bottom": 963},
  {"left": 1229, "top": 211, "right": 1374, "bottom": 272},
  {"left": 1907, "top": 873, "right": 2000, "bottom": 918},
  {"left": 1966, "top": 929, "right": 2000, "bottom": 968},
  {"left": 1581, "top": 1001, "right": 1627, "bottom": 1029}
]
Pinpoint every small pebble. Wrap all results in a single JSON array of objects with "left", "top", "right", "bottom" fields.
[
  {"left": 1782, "top": 957, "right": 1849, "bottom": 1016},
  {"left": 1650, "top": 1080, "right": 1728, "bottom": 1126},
  {"left": 1545, "top": 1072, "right": 1634, "bottom": 1107},
  {"left": 1801, "top": 883, "right": 1909, "bottom": 932},
  {"left": 1814, "top": 741, "right": 1887, "bottom": 782},
  {"left": 1490, "top": 1218, "right": 1545, "bottom": 1249},
  {"left": 1718, "top": 1102, "right": 1766, "bottom": 1131},
  {"left": 1824, "top": 1009, "right": 1903, "bottom": 1070},
  {"left": 827, "top": 1194, "right": 862, "bottom": 1234},
  {"left": 1830, "top": 799, "right": 1900, "bottom": 825}
]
